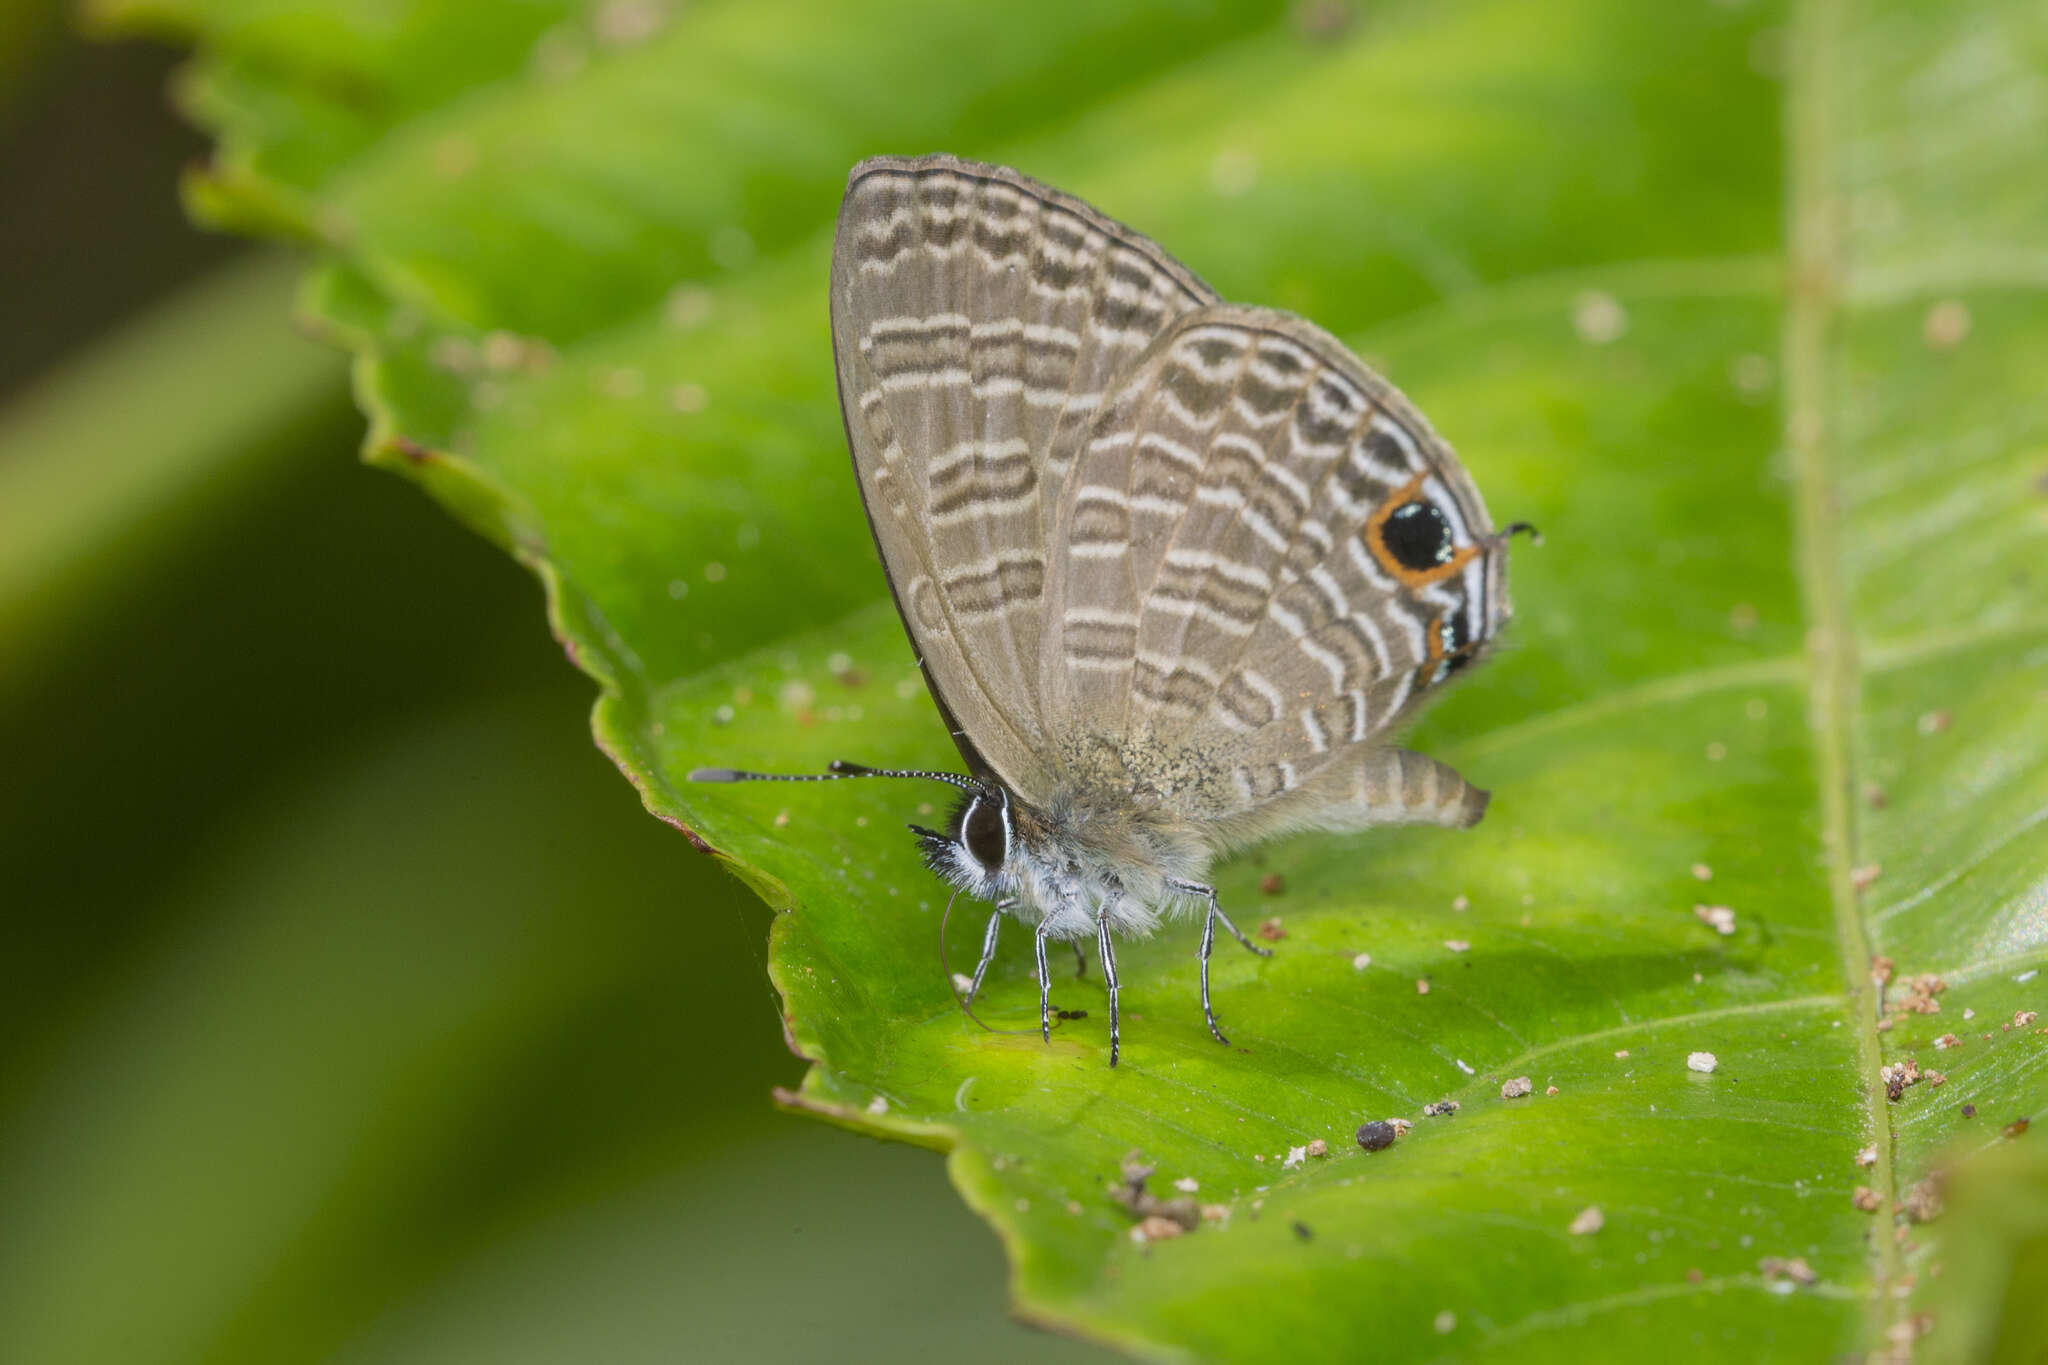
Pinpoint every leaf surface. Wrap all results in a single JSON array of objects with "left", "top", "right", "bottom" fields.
[{"left": 113, "top": 0, "right": 2048, "bottom": 1357}]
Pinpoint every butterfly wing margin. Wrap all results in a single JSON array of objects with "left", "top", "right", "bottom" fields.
[
  {"left": 1042, "top": 302, "right": 1511, "bottom": 826},
  {"left": 830, "top": 155, "right": 1219, "bottom": 801}
]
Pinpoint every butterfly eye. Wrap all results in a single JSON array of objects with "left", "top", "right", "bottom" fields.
[
  {"left": 960, "top": 793, "right": 1009, "bottom": 871},
  {"left": 1380, "top": 501, "right": 1455, "bottom": 571}
]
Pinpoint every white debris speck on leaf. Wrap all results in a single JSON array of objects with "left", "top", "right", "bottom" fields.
[
  {"left": 2018, "top": 969, "right": 2040, "bottom": 983},
  {"left": 1445, "top": 939, "right": 1470, "bottom": 953},
  {"left": 1306, "top": 1139, "right": 1328, "bottom": 1158},
  {"left": 1691, "top": 863, "right": 1713, "bottom": 881},
  {"left": 1695, "top": 904, "right": 1738, "bottom": 936},
  {"left": 665, "top": 283, "right": 713, "bottom": 329},
  {"left": 1352, "top": 952, "right": 1373, "bottom": 971},
  {"left": 1211, "top": 147, "right": 1259, "bottom": 197},
  {"left": 1416, "top": 978, "right": 1430, "bottom": 995},
  {"left": 667, "top": 578, "right": 688, "bottom": 599},
  {"left": 1452, "top": 894, "right": 1470, "bottom": 911},
  {"left": 778, "top": 680, "right": 816, "bottom": 711},
  {"left": 1388, "top": 1118, "right": 1413, "bottom": 1136},
  {"left": 1173, "top": 1176, "right": 1198, "bottom": 1193},
  {"left": 1855, "top": 1145, "right": 1878, "bottom": 1168},
  {"left": 951, "top": 973, "right": 974, "bottom": 995},
  {"left": 712, "top": 704, "right": 735, "bottom": 725},
  {"left": 1688, "top": 1052, "right": 1719, "bottom": 1074},
  {"left": 1923, "top": 298, "right": 1971, "bottom": 350},
  {"left": 1572, "top": 289, "right": 1628, "bottom": 343},
  {"left": 1963, "top": 1008, "right": 1976, "bottom": 1021},
  {"left": 866, "top": 1095, "right": 889, "bottom": 1116},
  {"left": 1455, "top": 1059, "right": 1475, "bottom": 1076},
  {"left": 1614, "top": 1049, "right": 1630, "bottom": 1059},
  {"left": 1283, "top": 1146, "right": 1308, "bottom": 1170},
  {"left": 1434, "top": 1310, "right": 1457, "bottom": 1335},
  {"left": 1569, "top": 1206, "right": 1604, "bottom": 1236},
  {"left": 1501, "top": 1076, "right": 1533, "bottom": 1099}
]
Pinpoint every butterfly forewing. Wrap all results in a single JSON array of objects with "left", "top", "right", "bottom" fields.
[
  {"left": 1043, "top": 304, "right": 1508, "bottom": 826},
  {"left": 831, "top": 155, "right": 1217, "bottom": 802}
]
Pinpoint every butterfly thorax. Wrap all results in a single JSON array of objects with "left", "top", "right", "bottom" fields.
[{"left": 918, "top": 782, "right": 1213, "bottom": 942}]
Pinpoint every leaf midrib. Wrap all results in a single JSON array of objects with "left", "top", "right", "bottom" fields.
[{"left": 1786, "top": 0, "right": 1904, "bottom": 1343}]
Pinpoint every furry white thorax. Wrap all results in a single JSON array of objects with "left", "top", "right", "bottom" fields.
[{"left": 923, "top": 785, "right": 1216, "bottom": 942}]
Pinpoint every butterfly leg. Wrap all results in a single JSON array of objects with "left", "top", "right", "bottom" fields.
[
  {"left": 1170, "top": 879, "right": 1274, "bottom": 959},
  {"left": 1034, "top": 921, "right": 1052, "bottom": 1044},
  {"left": 1197, "top": 901, "right": 1229, "bottom": 1046},
  {"left": 961, "top": 909, "right": 1002, "bottom": 1006},
  {"left": 1096, "top": 901, "right": 1122, "bottom": 1068}
]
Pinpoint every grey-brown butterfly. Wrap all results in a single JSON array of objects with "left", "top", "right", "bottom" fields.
[{"left": 694, "top": 154, "right": 1534, "bottom": 1066}]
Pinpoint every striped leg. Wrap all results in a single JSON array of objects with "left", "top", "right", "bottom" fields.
[
  {"left": 1034, "top": 922, "right": 1052, "bottom": 1044},
  {"left": 1197, "top": 903, "right": 1228, "bottom": 1045},
  {"left": 1170, "top": 880, "right": 1273, "bottom": 960},
  {"left": 1097, "top": 902, "right": 1122, "bottom": 1068},
  {"left": 962, "top": 910, "right": 1002, "bottom": 1005}
]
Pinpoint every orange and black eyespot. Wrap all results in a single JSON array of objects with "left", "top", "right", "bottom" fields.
[
  {"left": 1416, "top": 604, "right": 1480, "bottom": 686},
  {"left": 1365, "top": 474, "right": 1478, "bottom": 588}
]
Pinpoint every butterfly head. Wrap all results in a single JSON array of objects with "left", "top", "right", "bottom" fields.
[{"left": 912, "top": 783, "right": 1016, "bottom": 901}]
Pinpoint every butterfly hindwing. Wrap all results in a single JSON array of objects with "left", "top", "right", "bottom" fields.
[
  {"left": 1043, "top": 304, "right": 1509, "bottom": 831},
  {"left": 831, "top": 154, "right": 1217, "bottom": 802}
]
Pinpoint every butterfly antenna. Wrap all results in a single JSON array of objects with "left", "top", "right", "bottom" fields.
[
  {"left": 689, "top": 760, "right": 979, "bottom": 792},
  {"left": 939, "top": 892, "right": 1038, "bottom": 1036}
]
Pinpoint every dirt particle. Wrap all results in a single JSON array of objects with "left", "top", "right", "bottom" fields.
[
  {"left": 1283, "top": 1145, "right": 1308, "bottom": 1171},
  {"left": 1109, "top": 1151, "right": 1200, "bottom": 1232},
  {"left": 1962, "top": 1103, "right": 1976, "bottom": 1118},
  {"left": 1257, "top": 917, "right": 1286, "bottom": 941},
  {"left": 1691, "top": 863, "right": 1713, "bottom": 881},
  {"left": 1501, "top": 1076, "right": 1534, "bottom": 1099},
  {"left": 1292, "top": 1219, "right": 1314, "bottom": 1242},
  {"left": 1872, "top": 955, "right": 1895, "bottom": 985},
  {"left": 1923, "top": 298, "right": 1971, "bottom": 350},
  {"left": 1306, "top": 1139, "right": 1329, "bottom": 1158},
  {"left": 1134, "top": 1215, "right": 1186, "bottom": 1244},
  {"left": 1258, "top": 872, "right": 1286, "bottom": 895},
  {"left": 1917, "top": 708, "right": 1952, "bottom": 735},
  {"left": 1422, "top": 1099, "right": 1460, "bottom": 1118},
  {"left": 1351, "top": 952, "right": 1373, "bottom": 971},
  {"left": 1416, "top": 978, "right": 1431, "bottom": 995},
  {"left": 1568, "top": 1205, "right": 1604, "bottom": 1235},
  {"left": 1546, "top": 1084, "right": 1559, "bottom": 1096},
  {"left": 1863, "top": 781, "right": 1888, "bottom": 810},
  {"left": 1936, "top": 1033, "right": 1961, "bottom": 1049},
  {"left": 1851, "top": 863, "right": 1882, "bottom": 892},
  {"left": 1924, "top": 1070, "right": 1946, "bottom": 1086},
  {"left": 2006, "top": 1117, "right": 2032, "bottom": 1140},
  {"left": 1695, "top": 904, "right": 1738, "bottom": 936},
  {"left": 1855, "top": 1145, "right": 1878, "bottom": 1168},
  {"left": 1451, "top": 894, "right": 1470, "bottom": 911},
  {"left": 1201, "top": 1203, "right": 1231, "bottom": 1224},
  {"left": 1853, "top": 1186, "right": 1882, "bottom": 1213},
  {"left": 1614, "top": 1049, "right": 1630, "bottom": 1060},
  {"left": 1172, "top": 1176, "right": 1198, "bottom": 1194},
  {"left": 1686, "top": 1267, "right": 1703, "bottom": 1283},
  {"left": 1758, "top": 1255, "right": 1818, "bottom": 1287},
  {"left": 1356, "top": 1120, "right": 1399, "bottom": 1152},
  {"left": 1433, "top": 1309, "right": 1457, "bottom": 1335},
  {"left": 1688, "top": 1051, "right": 1719, "bottom": 1074},
  {"left": 2015, "top": 1010, "right": 2039, "bottom": 1029},
  {"left": 1902, "top": 1175, "right": 1945, "bottom": 1222}
]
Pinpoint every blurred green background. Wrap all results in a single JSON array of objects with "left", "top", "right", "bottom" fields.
[{"left": 0, "top": 5, "right": 1105, "bottom": 1360}]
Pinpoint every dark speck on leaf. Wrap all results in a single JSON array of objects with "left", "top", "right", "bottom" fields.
[
  {"left": 1357, "top": 1120, "right": 1398, "bottom": 1152},
  {"left": 2006, "top": 1117, "right": 2031, "bottom": 1139},
  {"left": 1962, "top": 1103, "right": 1976, "bottom": 1118},
  {"left": 1292, "top": 1220, "right": 1314, "bottom": 1242}
]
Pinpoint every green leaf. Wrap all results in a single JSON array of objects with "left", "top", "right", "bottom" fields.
[{"left": 116, "top": 0, "right": 2048, "bottom": 1358}]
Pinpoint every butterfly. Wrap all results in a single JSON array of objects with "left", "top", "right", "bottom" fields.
[{"left": 693, "top": 154, "right": 1533, "bottom": 1066}]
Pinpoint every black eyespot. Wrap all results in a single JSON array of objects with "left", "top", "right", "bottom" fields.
[
  {"left": 960, "top": 793, "right": 1008, "bottom": 871},
  {"left": 1382, "top": 501, "right": 1455, "bottom": 571},
  {"left": 1440, "top": 604, "right": 1476, "bottom": 674}
]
